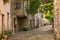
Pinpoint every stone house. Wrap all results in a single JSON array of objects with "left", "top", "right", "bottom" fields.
[
  {"left": 0, "top": 0, "right": 19, "bottom": 34},
  {"left": 0, "top": 0, "right": 28, "bottom": 34},
  {"left": 13, "top": 0, "right": 28, "bottom": 31},
  {"left": 0, "top": 0, "right": 12, "bottom": 34}
]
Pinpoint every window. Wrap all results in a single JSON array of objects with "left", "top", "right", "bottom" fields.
[{"left": 15, "top": 3, "right": 20, "bottom": 9}]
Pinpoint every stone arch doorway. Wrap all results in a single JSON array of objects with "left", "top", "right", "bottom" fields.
[{"left": 17, "top": 15, "right": 27, "bottom": 31}]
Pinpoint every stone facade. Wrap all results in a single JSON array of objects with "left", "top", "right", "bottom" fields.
[
  {"left": 54, "top": 0, "right": 60, "bottom": 40},
  {"left": 0, "top": 0, "right": 18, "bottom": 34},
  {"left": 0, "top": 0, "right": 10, "bottom": 34},
  {"left": 13, "top": 0, "right": 28, "bottom": 31}
]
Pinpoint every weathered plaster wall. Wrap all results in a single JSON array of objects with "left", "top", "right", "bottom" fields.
[{"left": 0, "top": 0, "right": 14, "bottom": 34}]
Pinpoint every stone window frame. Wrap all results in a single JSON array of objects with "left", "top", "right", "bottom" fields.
[{"left": 15, "top": 2, "right": 21, "bottom": 9}]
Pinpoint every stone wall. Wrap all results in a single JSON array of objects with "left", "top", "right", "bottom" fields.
[{"left": 54, "top": 0, "right": 60, "bottom": 40}]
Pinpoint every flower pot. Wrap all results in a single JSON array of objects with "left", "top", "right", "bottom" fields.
[
  {"left": 4, "top": 35, "right": 8, "bottom": 39},
  {"left": 2, "top": 35, "right": 8, "bottom": 40}
]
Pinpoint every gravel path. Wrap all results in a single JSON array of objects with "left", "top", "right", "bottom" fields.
[{"left": 8, "top": 25, "right": 55, "bottom": 40}]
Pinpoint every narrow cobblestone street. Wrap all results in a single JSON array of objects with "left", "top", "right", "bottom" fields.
[{"left": 9, "top": 25, "right": 55, "bottom": 40}]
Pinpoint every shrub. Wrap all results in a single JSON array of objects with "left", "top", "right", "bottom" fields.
[
  {"left": 3, "top": 30, "right": 11, "bottom": 35},
  {"left": 22, "top": 27, "right": 29, "bottom": 31},
  {"left": 35, "top": 26, "right": 39, "bottom": 28}
]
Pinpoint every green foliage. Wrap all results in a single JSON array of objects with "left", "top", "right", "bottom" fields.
[
  {"left": 23, "top": 27, "right": 29, "bottom": 31},
  {"left": 44, "top": 10, "right": 53, "bottom": 23},
  {"left": 3, "top": 30, "right": 11, "bottom": 35},
  {"left": 40, "top": 0, "right": 53, "bottom": 23},
  {"left": 25, "top": 0, "right": 41, "bottom": 15}
]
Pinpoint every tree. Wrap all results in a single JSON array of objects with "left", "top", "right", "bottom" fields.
[
  {"left": 40, "top": 0, "right": 53, "bottom": 23},
  {"left": 44, "top": 10, "right": 53, "bottom": 23},
  {"left": 40, "top": 0, "right": 54, "bottom": 29},
  {"left": 25, "top": 0, "right": 41, "bottom": 27}
]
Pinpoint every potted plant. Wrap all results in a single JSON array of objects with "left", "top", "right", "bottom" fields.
[{"left": 2, "top": 30, "right": 11, "bottom": 40}]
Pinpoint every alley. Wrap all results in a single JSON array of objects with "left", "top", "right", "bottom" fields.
[{"left": 9, "top": 25, "right": 55, "bottom": 40}]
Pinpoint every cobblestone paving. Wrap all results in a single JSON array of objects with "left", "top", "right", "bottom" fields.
[{"left": 9, "top": 25, "right": 55, "bottom": 40}]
